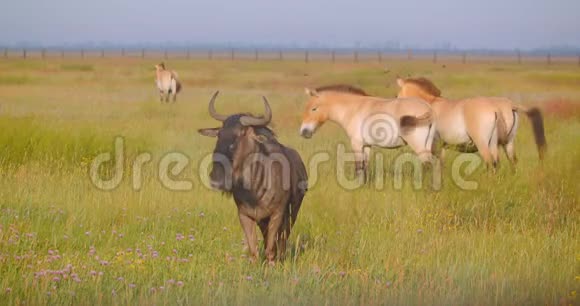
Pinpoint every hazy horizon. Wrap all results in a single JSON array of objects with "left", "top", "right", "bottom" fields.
[{"left": 2, "top": 0, "right": 579, "bottom": 50}]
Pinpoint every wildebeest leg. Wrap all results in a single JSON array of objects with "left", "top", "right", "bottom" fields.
[
  {"left": 258, "top": 217, "right": 269, "bottom": 231},
  {"left": 264, "top": 212, "right": 284, "bottom": 264},
  {"left": 259, "top": 217, "right": 286, "bottom": 263},
  {"left": 238, "top": 213, "right": 258, "bottom": 261},
  {"left": 258, "top": 218, "right": 269, "bottom": 255},
  {"left": 275, "top": 209, "right": 292, "bottom": 261}
]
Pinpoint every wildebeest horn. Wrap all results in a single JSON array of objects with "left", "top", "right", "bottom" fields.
[
  {"left": 208, "top": 91, "right": 228, "bottom": 122},
  {"left": 240, "top": 96, "right": 272, "bottom": 126}
]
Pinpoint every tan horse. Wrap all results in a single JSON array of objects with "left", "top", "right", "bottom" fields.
[
  {"left": 155, "top": 63, "right": 182, "bottom": 103},
  {"left": 396, "top": 77, "right": 546, "bottom": 168},
  {"left": 299, "top": 85, "right": 436, "bottom": 179}
]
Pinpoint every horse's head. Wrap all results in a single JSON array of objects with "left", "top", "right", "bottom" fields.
[
  {"left": 396, "top": 77, "right": 440, "bottom": 103},
  {"left": 396, "top": 78, "right": 426, "bottom": 99},
  {"left": 155, "top": 62, "right": 166, "bottom": 71},
  {"left": 299, "top": 88, "right": 330, "bottom": 138}
]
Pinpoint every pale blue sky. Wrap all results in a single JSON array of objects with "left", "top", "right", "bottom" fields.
[{"left": 1, "top": 0, "right": 579, "bottom": 49}]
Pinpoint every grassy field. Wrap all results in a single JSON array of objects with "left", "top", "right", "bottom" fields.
[{"left": 0, "top": 58, "right": 578, "bottom": 305}]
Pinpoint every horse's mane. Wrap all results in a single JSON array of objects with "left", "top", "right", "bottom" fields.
[
  {"left": 315, "top": 84, "right": 368, "bottom": 96},
  {"left": 404, "top": 77, "right": 442, "bottom": 97}
]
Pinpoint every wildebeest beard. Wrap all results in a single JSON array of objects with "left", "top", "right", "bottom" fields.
[{"left": 208, "top": 114, "right": 278, "bottom": 193}]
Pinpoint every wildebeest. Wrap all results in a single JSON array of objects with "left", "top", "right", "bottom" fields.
[
  {"left": 396, "top": 77, "right": 546, "bottom": 169},
  {"left": 154, "top": 62, "right": 181, "bottom": 102},
  {"left": 198, "top": 91, "right": 308, "bottom": 264},
  {"left": 300, "top": 85, "right": 436, "bottom": 181}
]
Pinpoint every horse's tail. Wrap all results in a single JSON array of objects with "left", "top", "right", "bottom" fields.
[
  {"left": 171, "top": 71, "right": 182, "bottom": 93},
  {"left": 513, "top": 104, "right": 546, "bottom": 161},
  {"left": 400, "top": 111, "right": 433, "bottom": 133},
  {"left": 175, "top": 80, "right": 182, "bottom": 93}
]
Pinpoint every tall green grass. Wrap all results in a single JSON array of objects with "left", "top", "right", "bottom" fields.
[
  {"left": 0, "top": 117, "right": 149, "bottom": 171},
  {"left": 0, "top": 58, "right": 578, "bottom": 305}
]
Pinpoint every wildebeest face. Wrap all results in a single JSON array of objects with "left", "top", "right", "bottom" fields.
[
  {"left": 199, "top": 117, "right": 245, "bottom": 191},
  {"left": 198, "top": 91, "right": 272, "bottom": 192}
]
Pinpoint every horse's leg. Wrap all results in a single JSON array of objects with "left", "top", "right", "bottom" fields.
[
  {"left": 466, "top": 112, "right": 498, "bottom": 171},
  {"left": 363, "top": 146, "right": 371, "bottom": 182},
  {"left": 503, "top": 111, "right": 519, "bottom": 170},
  {"left": 351, "top": 140, "right": 366, "bottom": 183},
  {"left": 471, "top": 133, "right": 496, "bottom": 172},
  {"left": 159, "top": 91, "right": 164, "bottom": 102},
  {"left": 489, "top": 128, "right": 500, "bottom": 169},
  {"left": 171, "top": 81, "right": 177, "bottom": 103},
  {"left": 439, "top": 146, "right": 447, "bottom": 166},
  {"left": 430, "top": 133, "right": 445, "bottom": 170},
  {"left": 503, "top": 141, "right": 518, "bottom": 169},
  {"left": 401, "top": 125, "right": 435, "bottom": 165},
  {"left": 401, "top": 128, "right": 440, "bottom": 190}
]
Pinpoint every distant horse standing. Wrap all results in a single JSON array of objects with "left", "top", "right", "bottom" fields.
[
  {"left": 155, "top": 63, "right": 182, "bottom": 102},
  {"left": 299, "top": 85, "right": 436, "bottom": 180},
  {"left": 396, "top": 77, "right": 546, "bottom": 169}
]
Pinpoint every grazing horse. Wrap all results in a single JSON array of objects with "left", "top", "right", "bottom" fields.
[
  {"left": 199, "top": 92, "right": 308, "bottom": 264},
  {"left": 155, "top": 63, "right": 181, "bottom": 103},
  {"left": 299, "top": 85, "right": 436, "bottom": 180},
  {"left": 396, "top": 77, "right": 546, "bottom": 169}
]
